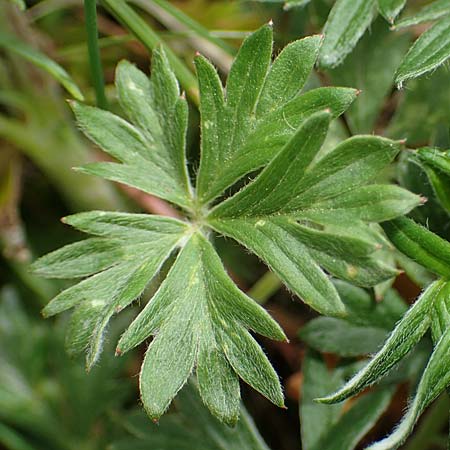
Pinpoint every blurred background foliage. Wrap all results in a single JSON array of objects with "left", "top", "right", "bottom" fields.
[{"left": 1, "top": 0, "right": 450, "bottom": 449}]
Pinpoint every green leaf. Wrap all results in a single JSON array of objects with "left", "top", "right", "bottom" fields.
[
  {"left": 300, "top": 352, "right": 393, "bottom": 450},
  {"left": 416, "top": 146, "right": 450, "bottom": 174},
  {"left": 256, "top": 35, "right": 322, "bottom": 116},
  {"left": 311, "top": 248, "right": 398, "bottom": 287},
  {"left": 317, "top": 279, "right": 445, "bottom": 404},
  {"left": 367, "top": 324, "right": 450, "bottom": 449},
  {"left": 300, "top": 317, "right": 388, "bottom": 357},
  {"left": 226, "top": 24, "right": 273, "bottom": 126},
  {"left": 194, "top": 24, "right": 272, "bottom": 201},
  {"left": 414, "top": 150, "right": 450, "bottom": 214},
  {"left": 117, "top": 232, "right": 285, "bottom": 424},
  {"left": 0, "top": 32, "right": 83, "bottom": 100},
  {"left": 195, "top": 26, "right": 354, "bottom": 204},
  {"left": 210, "top": 111, "right": 331, "bottom": 218},
  {"left": 111, "top": 381, "right": 270, "bottom": 450},
  {"left": 193, "top": 24, "right": 273, "bottom": 201},
  {"left": 33, "top": 24, "right": 425, "bottom": 426},
  {"left": 285, "top": 136, "right": 402, "bottom": 210},
  {"left": 431, "top": 281, "right": 450, "bottom": 344},
  {"left": 328, "top": 19, "right": 410, "bottom": 134},
  {"left": 319, "top": 0, "right": 377, "bottom": 68},
  {"left": 72, "top": 51, "right": 193, "bottom": 209},
  {"left": 202, "top": 87, "right": 358, "bottom": 203},
  {"left": 334, "top": 281, "right": 407, "bottom": 329},
  {"left": 116, "top": 58, "right": 191, "bottom": 195},
  {"left": 300, "top": 351, "right": 347, "bottom": 449},
  {"left": 395, "top": 0, "right": 450, "bottom": 28},
  {"left": 209, "top": 217, "right": 346, "bottom": 317},
  {"left": 194, "top": 54, "right": 227, "bottom": 200},
  {"left": 314, "top": 387, "right": 394, "bottom": 450},
  {"left": 377, "top": 0, "right": 407, "bottom": 23},
  {"left": 298, "top": 185, "right": 422, "bottom": 223},
  {"left": 32, "top": 212, "right": 188, "bottom": 367},
  {"left": 382, "top": 217, "right": 450, "bottom": 278},
  {"left": 30, "top": 238, "right": 123, "bottom": 279},
  {"left": 395, "top": 14, "right": 450, "bottom": 86}
]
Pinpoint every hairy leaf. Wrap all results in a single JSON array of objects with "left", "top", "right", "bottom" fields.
[
  {"left": 33, "top": 25, "right": 422, "bottom": 425},
  {"left": 395, "top": 0, "right": 450, "bottom": 28},
  {"left": 319, "top": 0, "right": 377, "bottom": 68},
  {"left": 377, "top": 0, "right": 407, "bottom": 23},
  {"left": 395, "top": 14, "right": 450, "bottom": 86},
  {"left": 210, "top": 217, "right": 345, "bottom": 317},
  {"left": 32, "top": 212, "right": 188, "bottom": 367},
  {"left": 315, "top": 387, "right": 394, "bottom": 450},
  {"left": 300, "top": 351, "right": 347, "bottom": 449},
  {"left": 318, "top": 280, "right": 445, "bottom": 403},
  {"left": 117, "top": 233, "right": 285, "bottom": 424},
  {"left": 367, "top": 325, "right": 450, "bottom": 449},
  {"left": 300, "top": 317, "right": 388, "bottom": 357},
  {"left": 382, "top": 217, "right": 450, "bottom": 277}
]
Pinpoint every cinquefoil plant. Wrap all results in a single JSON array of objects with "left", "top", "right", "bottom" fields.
[{"left": 32, "top": 24, "right": 421, "bottom": 425}]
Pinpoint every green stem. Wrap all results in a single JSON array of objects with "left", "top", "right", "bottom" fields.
[
  {"left": 247, "top": 271, "right": 282, "bottom": 305},
  {"left": 101, "top": 0, "right": 199, "bottom": 105},
  {"left": 403, "top": 394, "right": 450, "bottom": 450},
  {"left": 84, "top": 0, "right": 108, "bottom": 109}
]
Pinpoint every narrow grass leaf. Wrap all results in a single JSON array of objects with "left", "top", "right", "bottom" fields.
[{"left": 0, "top": 32, "right": 83, "bottom": 100}]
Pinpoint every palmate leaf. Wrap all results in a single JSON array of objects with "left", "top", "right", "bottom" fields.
[{"left": 33, "top": 24, "right": 421, "bottom": 425}]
